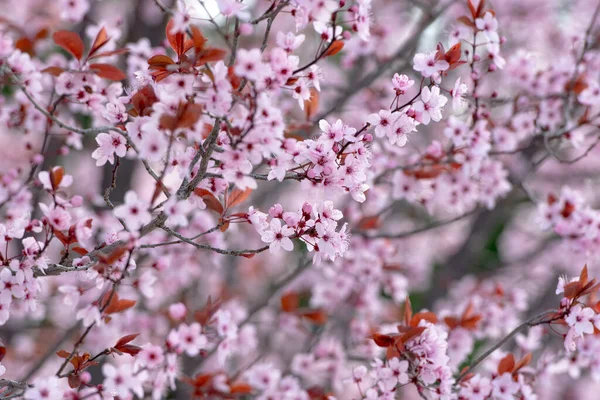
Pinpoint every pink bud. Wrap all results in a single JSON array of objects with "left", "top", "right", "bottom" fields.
[
  {"left": 58, "top": 146, "right": 70, "bottom": 156},
  {"left": 32, "top": 154, "right": 44, "bottom": 165},
  {"left": 239, "top": 23, "right": 253, "bottom": 36},
  {"left": 488, "top": 64, "right": 497, "bottom": 72},
  {"left": 269, "top": 203, "right": 284, "bottom": 218},
  {"left": 363, "top": 133, "right": 373, "bottom": 142},
  {"left": 70, "top": 195, "right": 83, "bottom": 207},
  {"left": 169, "top": 303, "right": 187, "bottom": 320},
  {"left": 302, "top": 203, "right": 312, "bottom": 215},
  {"left": 473, "top": 54, "right": 481, "bottom": 62},
  {"left": 342, "top": 31, "right": 351, "bottom": 40},
  {"left": 491, "top": 91, "right": 498, "bottom": 98},
  {"left": 500, "top": 36, "right": 507, "bottom": 44},
  {"left": 80, "top": 371, "right": 92, "bottom": 384}
]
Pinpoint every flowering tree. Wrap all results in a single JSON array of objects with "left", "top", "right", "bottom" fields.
[{"left": 3, "top": 0, "right": 600, "bottom": 398}]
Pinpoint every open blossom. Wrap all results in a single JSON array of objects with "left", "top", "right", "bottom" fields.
[
  {"left": 412, "top": 86, "right": 448, "bottom": 125},
  {"left": 413, "top": 51, "right": 449, "bottom": 77},
  {"left": 176, "top": 323, "right": 208, "bottom": 356},
  {"left": 25, "top": 377, "right": 64, "bottom": 400},
  {"left": 102, "top": 102, "right": 128, "bottom": 123},
  {"left": 170, "top": 1, "right": 192, "bottom": 34},
  {"left": 261, "top": 218, "right": 294, "bottom": 253},
  {"left": 566, "top": 305, "right": 595, "bottom": 335},
  {"left": 114, "top": 191, "right": 152, "bottom": 230},
  {"left": 388, "top": 113, "right": 416, "bottom": 146},
  {"left": 476, "top": 12, "right": 500, "bottom": 43},
  {"left": 91, "top": 132, "right": 127, "bottom": 166},
  {"left": 491, "top": 373, "right": 520, "bottom": 399},
  {"left": 103, "top": 363, "right": 148, "bottom": 399},
  {"left": 217, "top": 0, "right": 250, "bottom": 20},
  {"left": 58, "top": 0, "right": 89, "bottom": 23},
  {"left": 235, "top": 48, "right": 263, "bottom": 81}
]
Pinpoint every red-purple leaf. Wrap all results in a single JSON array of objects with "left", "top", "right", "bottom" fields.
[{"left": 52, "top": 30, "right": 84, "bottom": 60}]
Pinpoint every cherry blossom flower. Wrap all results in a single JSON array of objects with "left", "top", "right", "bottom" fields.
[
  {"left": 91, "top": 132, "right": 127, "bottom": 166},
  {"left": 58, "top": 0, "right": 90, "bottom": 23},
  {"left": 24, "top": 376, "right": 64, "bottom": 400},
  {"left": 566, "top": 305, "right": 595, "bottom": 335},
  {"left": 176, "top": 323, "right": 207, "bottom": 356},
  {"left": 412, "top": 86, "right": 448, "bottom": 125},
  {"left": 114, "top": 191, "right": 152, "bottom": 230},
  {"left": 413, "top": 52, "right": 450, "bottom": 78},
  {"left": 261, "top": 218, "right": 294, "bottom": 253},
  {"left": 102, "top": 102, "right": 128, "bottom": 124},
  {"left": 103, "top": 362, "right": 148, "bottom": 399},
  {"left": 476, "top": 12, "right": 500, "bottom": 44}
]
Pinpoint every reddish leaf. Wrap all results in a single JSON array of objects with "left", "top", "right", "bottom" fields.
[
  {"left": 580, "top": 264, "right": 589, "bottom": 286},
  {"left": 50, "top": 166, "right": 65, "bottom": 189},
  {"left": 497, "top": 353, "right": 515, "bottom": 375},
  {"left": 15, "top": 37, "right": 34, "bottom": 54},
  {"left": 324, "top": 41, "right": 344, "bottom": 57},
  {"left": 410, "top": 311, "right": 438, "bottom": 326},
  {"left": 444, "top": 316, "right": 459, "bottom": 329},
  {"left": 564, "top": 281, "right": 583, "bottom": 299},
  {"left": 304, "top": 88, "right": 320, "bottom": 120},
  {"left": 476, "top": 0, "right": 486, "bottom": 17},
  {"left": 89, "top": 64, "right": 126, "bottom": 81},
  {"left": 0, "top": 345, "right": 5, "bottom": 362},
  {"left": 444, "top": 43, "right": 462, "bottom": 65},
  {"left": 194, "top": 296, "right": 221, "bottom": 325},
  {"left": 88, "top": 27, "right": 110, "bottom": 59},
  {"left": 176, "top": 103, "right": 203, "bottom": 129},
  {"left": 373, "top": 333, "right": 394, "bottom": 347},
  {"left": 230, "top": 382, "right": 253, "bottom": 394},
  {"left": 403, "top": 297, "right": 413, "bottom": 326},
  {"left": 118, "top": 344, "right": 142, "bottom": 356},
  {"left": 115, "top": 333, "right": 139, "bottom": 349},
  {"left": 166, "top": 19, "right": 185, "bottom": 57},
  {"left": 88, "top": 48, "right": 129, "bottom": 60},
  {"left": 467, "top": 0, "right": 478, "bottom": 18},
  {"left": 98, "top": 246, "right": 129, "bottom": 265},
  {"left": 71, "top": 246, "right": 89, "bottom": 256},
  {"left": 301, "top": 309, "right": 328, "bottom": 325},
  {"left": 41, "top": 66, "right": 65, "bottom": 76},
  {"left": 357, "top": 215, "right": 381, "bottom": 230},
  {"left": 196, "top": 48, "right": 227, "bottom": 65},
  {"left": 194, "top": 188, "right": 224, "bottom": 214},
  {"left": 131, "top": 85, "right": 159, "bottom": 117},
  {"left": 56, "top": 350, "right": 71, "bottom": 359},
  {"left": 53, "top": 228, "right": 71, "bottom": 246},
  {"left": 68, "top": 374, "right": 81, "bottom": 389},
  {"left": 398, "top": 327, "right": 426, "bottom": 344},
  {"left": 190, "top": 25, "right": 207, "bottom": 54},
  {"left": 281, "top": 292, "right": 300, "bottom": 313},
  {"left": 104, "top": 293, "right": 137, "bottom": 314},
  {"left": 457, "top": 15, "right": 476, "bottom": 28},
  {"left": 148, "top": 54, "right": 176, "bottom": 69},
  {"left": 227, "top": 188, "right": 252, "bottom": 209},
  {"left": 52, "top": 30, "right": 84, "bottom": 60},
  {"left": 219, "top": 220, "right": 230, "bottom": 232},
  {"left": 513, "top": 353, "right": 532, "bottom": 373}
]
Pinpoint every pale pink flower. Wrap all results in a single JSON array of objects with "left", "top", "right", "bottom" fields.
[{"left": 413, "top": 52, "right": 449, "bottom": 78}]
